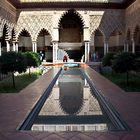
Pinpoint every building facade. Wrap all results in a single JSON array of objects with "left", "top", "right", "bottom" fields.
[{"left": 0, "top": 0, "right": 140, "bottom": 62}]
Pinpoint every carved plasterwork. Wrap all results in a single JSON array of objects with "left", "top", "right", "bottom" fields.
[
  {"left": 90, "top": 10, "right": 124, "bottom": 40},
  {"left": 0, "top": 17, "right": 15, "bottom": 39},
  {"left": 125, "top": 0, "right": 140, "bottom": 39},
  {"left": 57, "top": 10, "right": 86, "bottom": 27},
  {"left": 16, "top": 12, "right": 53, "bottom": 41},
  {"left": 90, "top": 15, "right": 103, "bottom": 35},
  {"left": 0, "top": 1, "right": 16, "bottom": 39}
]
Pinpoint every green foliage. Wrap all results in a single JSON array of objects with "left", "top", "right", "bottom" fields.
[
  {"left": 102, "top": 52, "right": 115, "bottom": 66},
  {"left": 134, "top": 58, "right": 140, "bottom": 72},
  {"left": 102, "top": 71, "right": 140, "bottom": 92},
  {"left": 0, "top": 72, "right": 41, "bottom": 93},
  {"left": 0, "top": 51, "right": 26, "bottom": 74},
  {"left": 112, "top": 52, "right": 136, "bottom": 86},
  {"left": 23, "top": 52, "right": 41, "bottom": 77},
  {"left": 31, "top": 52, "right": 41, "bottom": 66},
  {"left": 24, "top": 52, "right": 37, "bottom": 67},
  {"left": 112, "top": 52, "right": 136, "bottom": 73}
]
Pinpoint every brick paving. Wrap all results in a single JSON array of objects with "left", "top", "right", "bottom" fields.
[{"left": 0, "top": 66, "right": 140, "bottom": 140}]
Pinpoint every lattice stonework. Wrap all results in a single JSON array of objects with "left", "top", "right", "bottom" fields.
[
  {"left": 125, "top": 0, "right": 140, "bottom": 37},
  {"left": 16, "top": 12, "right": 53, "bottom": 41},
  {"left": 90, "top": 15, "right": 103, "bottom": 34},
  {"left": 90, "top": 10, "right": 124, "bottom": 38}
]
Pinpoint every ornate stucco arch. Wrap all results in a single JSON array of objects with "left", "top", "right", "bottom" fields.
[
  {"left": 15, "top": 12, "right": 53, "bottom": 42},
  {"left": 90, "top": 10, "right": 124, "bottom": 41},
  {"left": 125, "top": 28, "right": 132, "bottom": 41},
  {"left": 133, "top": 25, "right": 139, "bottom": 40},
  {"left": 57, "top": 9, "right": 85, "bottom": 28},
  {"left": 0, "top": 19, "right": 14, "bottom": 40},
  {"left": 35, "top": 28, "right": 52, "bottom": 42},
  {"left": 17, "top": 28, "right": 33, "bottom": 42},
  {"left": 90, "top": 28, "right": 105, "bottom": 42}
]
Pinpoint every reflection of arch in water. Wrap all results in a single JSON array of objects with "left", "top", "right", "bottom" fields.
[{"left": 59, "top": 74, "right": 83, "bottom": 115}]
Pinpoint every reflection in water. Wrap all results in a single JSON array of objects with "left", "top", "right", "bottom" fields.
[
  {"left": 59, "top": 75, "right": 83, "bottom": 115},
  {"left": 31, "top": 68, "right": 114, "bottom": 132}
]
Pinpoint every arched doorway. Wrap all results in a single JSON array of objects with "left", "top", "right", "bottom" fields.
[
  {"left": 37, "top": 29, "right": 52, "bottom": 62},
  {"left": 109, "top": 29, "right": 123, "bottom": 53},
  {"left": 94, "top": 29, "right": 104, "bottom": 60},
  {"left": 134, "top": 26, "right": 140, "bottom": 55},
  {"left": 1, "top": 24, "right": 8, "bottom": 53},
  {"left": 59, "top": 10, "right": 84, "bottom": 62},
  {"left": 18, "top": 29, "right": 32, "bottom": 52}
]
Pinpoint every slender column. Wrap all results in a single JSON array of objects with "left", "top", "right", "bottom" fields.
[
  {"left": 85, "top": 42, "right": 88, "bottom": 62},
  {"left": 53, "top": 42, "right": 55, "bottom": 63},
  {"left": 15, "top": 42, "right": 18, "bottom": 52},
  {"left": 53, "top": 41, "right": 58, "bottom": 63},
  {"left": 84, "top": 79, "right": 87, "bottom": 86},
  {"left": 132, "top": 39, "right": 135, "bottom": 53},
  {"left": 6, "top": 41, "right": 10, "bottom": 52},
  {"left": 34, "top": 42, "right": 37, "bottom": 53},
  {"left": 87, "top": 42, "right": 90, "bottom": 62},
  {"left": 0, "top": 42, "right": 1, "bottom": 56},
  {"left": 32, "top": 41, "right": 37, "bottom": 52},
  {"left": 126, "top": 43, "right": 129, "bottom": 52},
  {"left": 104, "top": 38, "right": 109, "bottom": 55},
  {"left": 13, "top": 42, "right": 16, "bottom": 51},
  {"left": 55, "top": 42, "right": 58, "bottom": 61},
  {"left": 106, "top": 42, "right": 109, "bottom": 53},
  {"left": 104, "top": 42, "right": 106, "bottom": 55},
  {"left": 32, "top": 42, "right": 35, "bottom": 52},
  {"left": 85, "top": 41, "right": 90, "bottom": 62},
  {"left": 123, "top": 42, "right": 126, "bottom": 52}
]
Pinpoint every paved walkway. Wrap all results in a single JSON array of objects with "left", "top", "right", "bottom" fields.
[{"left": 0, "top": 66, "right": 140, "bottom": 140}]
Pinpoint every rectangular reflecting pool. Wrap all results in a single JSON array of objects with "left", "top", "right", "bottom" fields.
[
  {"left": 31, "top": 68, "right": 116, "bottom": 132},
  {"left": 19, "top": 67, "right": 130, "bottom": 132}
]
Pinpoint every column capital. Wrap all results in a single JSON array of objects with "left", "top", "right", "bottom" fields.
[
  {"left": 52, "top": 41, "right": 58, "bottom": 43},
  {"left": 53, "top": 27, "right": 59, "bottom": 29},
  {"left": 84, "top": 40, "right": 90, "bottom": 42},
  {"left": 131, "top": 37, "right": 135, "bottom": 42},
  {"left": 12, "top": 40, "right": 16, "bottom": 43},
  {"left": 104, "top": 37, "right": 109, "bottom": 43},
  {"left": 32, "top": 41, "right": 37, "bottom": 43},
  {"left": 83, "top": 26, "right": 89, "bottom": 29},
  {"left": 52, "top": 41, "right": 59, "bottom": 45}
]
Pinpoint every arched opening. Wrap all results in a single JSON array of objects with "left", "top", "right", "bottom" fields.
[
  {"left": 1, "top": 24, "right": 8, "bottom": 53},
  {"left": 59, "top": 10, "right": 84, "bottom": 62},
  {"left": 18, "top": 29, "right": 32, "bottom": 52},
  {"left": 109, "top": 29, "right": 124, "bottom": 53},
  {"left": 134, "top": 26, "right": 140, "bottom": 55},
  {"left": 93, "top": 29, "right": 104, "bottom": 60},
  {"left": 37, "top": 29, "right": 52, "bottom": 62}
]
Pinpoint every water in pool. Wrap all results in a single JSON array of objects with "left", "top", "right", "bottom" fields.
[{"left": 31, "top": 68, "right": 116, "bottom": 132}]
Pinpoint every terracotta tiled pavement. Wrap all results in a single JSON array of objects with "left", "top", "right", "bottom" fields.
[{"left": 0, "top": 66, "right": 140, "bottom": 140}]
